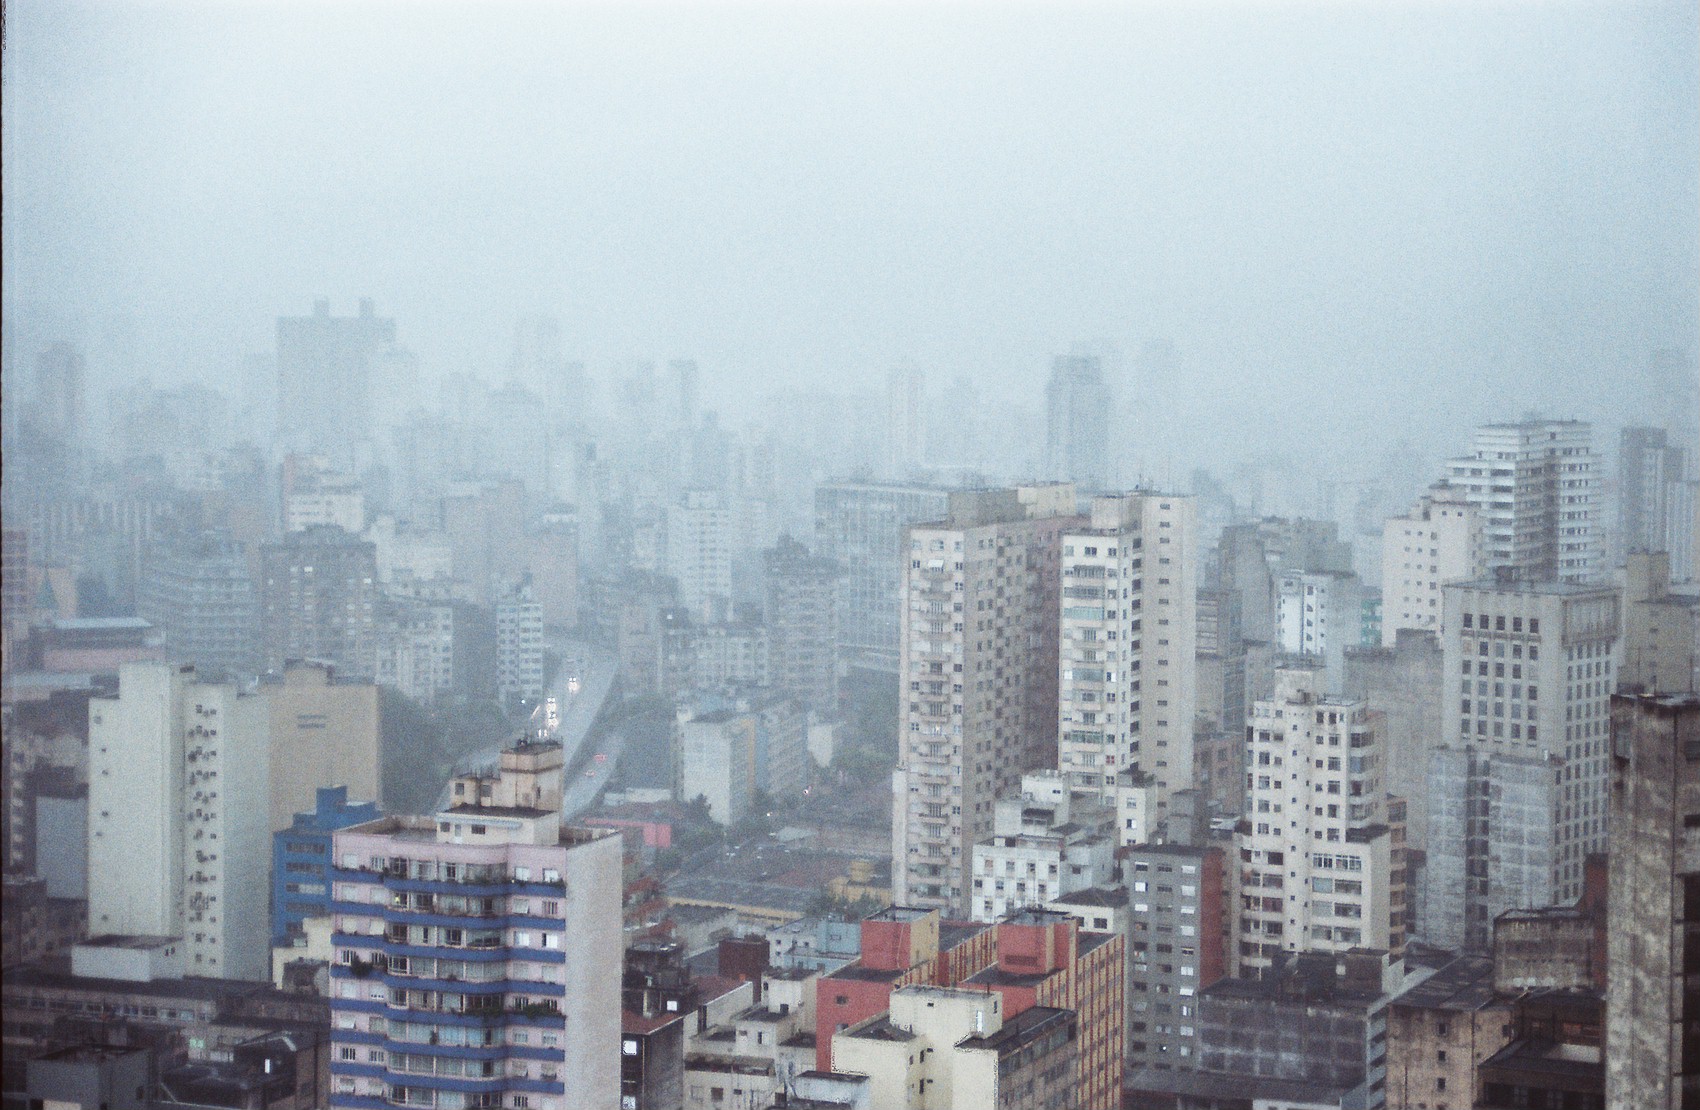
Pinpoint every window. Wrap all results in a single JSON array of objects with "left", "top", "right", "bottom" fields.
[{"left": 622, "top": 1039, "right": 638, "bottom": 1056}]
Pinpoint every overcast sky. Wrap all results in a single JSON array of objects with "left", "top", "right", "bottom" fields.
[{"left": 4, "top": 0, "right": 1696, "bottom": 471}]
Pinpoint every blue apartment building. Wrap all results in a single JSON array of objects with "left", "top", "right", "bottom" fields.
[{"left": 273, "top": 785, "right": 381, "bottom": 945}]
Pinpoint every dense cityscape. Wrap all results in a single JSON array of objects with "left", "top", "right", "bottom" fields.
[{"left": 3, "top": 3, "right": 1698, "bottom": 1110}]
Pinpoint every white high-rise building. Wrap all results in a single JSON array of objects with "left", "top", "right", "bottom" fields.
[
  {"left": 1275, "top": 569, "right": 1363, "bottom": 693},
  {"left": 329, "top": 755, "right": 622, "bottom": 1110},
  {"left": 1444, "top": 420, "right": 1600, "bottom": 583},
  {"left": 1380, "top": 483, "right": 1482, "bottom": 647},
  {"left": 1057, "top": 492, "right": 1197, "bottom": 828},
  {"left": 667, "top": 488, "right": 733, "bottom": 624},
  {"left": 1239, "top": 665, "right": 1396, "bottom": 978},
  {"left": 87, "top": 662, "right": 271, "bottom": 980},
  {"left": 892, "top": 484, "right": 1080, "bottom": 915}
]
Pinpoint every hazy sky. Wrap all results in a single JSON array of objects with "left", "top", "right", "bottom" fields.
[{"left": 4, "top": 0, "right": 1696, "bottom": 469}]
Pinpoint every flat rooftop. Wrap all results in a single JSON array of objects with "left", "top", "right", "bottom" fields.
[
  {"left": 958, "top": 1004, "right": 1074, "bottom": 1056},
  {"left": 1391, "top": 954, "right": 1502, "bottom": 1013}
]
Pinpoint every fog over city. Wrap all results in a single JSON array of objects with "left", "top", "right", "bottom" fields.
[
  {"left": 3, "top": 4, "right": 1699, "bottom": 1109},
  {"left": 6, "top": 1, "right": 1697, "bottom": 481}
]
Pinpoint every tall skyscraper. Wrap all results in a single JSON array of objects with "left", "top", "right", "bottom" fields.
[
  {"left": 1605, "top": 691, "right": 1700, "bottom": 1108},
  {"left": 259, "top": 524, "right": 381, "bottom": 677},
  {"left": 32, "top": 341, "right": 86, "bottom": 450},
  {"left": 762, "top": 534, "right": 842, "bottom": 716},
  {"left": 496, "top": 575, "right": 546, "bottom": 707},
  {"left": 892, "top": 484, "right": 1081, "bottom": 915},
  {"left": 1422, "top": 576, "right": 1621, "bottom": 948},
  {"left": 87, "top": 662, "right": 271, "bottom": 980},
  {"left": 813, "top": 479, "right": 951, "bottom": 674},
  {"left": 1045, "top": 354, "right": 1110, "bottom": 492},
  {"left": 1443, "top": 419, "right": 1600, "bottom": 583},
  {"left": 1618, "top": 425, "right": 1693, "bottom": 575},
  {"left": 138, "top": 530, "right": 260, "bottom": 676},
  {"left": 1380, "top": 482, "right": 1482, "bottom": 647},
  {"left": 328, "top": 742, "right": 622, "bottom": 1110},
  {"left": 883, "top": 366, "right": 926, "bottom": 479},
  {"left": 666, "top": 488, "right": 733, "bottom": 624},
  {"left": 1057, "top": 492, "right": 1198, "bottom": 826},
  {"left": 276, "top": 298, "right": 396, "bottom": 464},
  {"left": 1239, "top": 665, "right": 1398, "bottom": 978}
]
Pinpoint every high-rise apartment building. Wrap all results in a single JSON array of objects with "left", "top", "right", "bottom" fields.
[
  {"left": 1239, "top": 666, "right": 1397, "bottom": 978},
  {"left": 813, "top": 479, "right": 952, "bottom": 674},
  {"left": 1380, "top": 483, "right": 1482, "bottom": 647},
  {"left": 1435, "top": 576, "right": 1620, "bottom": 908},
  {"left": 667, "top": 488, "right": 733, "bottom": 624},
  {"left": 87, "top": 662, "right": 271, "bottom": 980},
  {"left": 1044, "top": 354, "right": 1109, "bottom": 492},
  {"left": 1122, "top": 840, "right": 1229, "bottom": 1073},
  {"left": 892, "top": 485, "right": 1081, "bottom": 914},
  {"left": 1617, "top": 425, "right": 1691, "bottom": 570},
  {"left": 138, "top": 530, "right": 260, "bottom": 676},
  {"left": 762, "top": 535, "right": 842, "bottom": 716},
  {"left": 1057, "top": 492, "right": 1198, "bottom": 823},
  {"left": 1276, "top": 569, "right": 1363, "bottom": 693},
  {"left": 1443, "top": 419, "right": 1600, "bottom": 583},
  {"left": 496, "top": 575, "right": 546, "bottom": 707},
  {"left": 272, "top": 785, "right": 379, "bottom": 946},
  {"left": 327, "top": 795, "right": 622, "bottom": 1110},
  {"left": 1605, "top": 692, "right": 1700, "bottom": 1109},
  {"left": 276, "top": 299, "right": 396, "bottom": 462},
  {"left": 259, "top": 525, "right": 381, "bottom": 677}
]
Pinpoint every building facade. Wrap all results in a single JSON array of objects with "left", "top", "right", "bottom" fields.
[
  {"left": 138, "top": 530, "right": 260, "bottom": 676},
  {"left": 891, "top": 485, "right": 1081, "bottom": 914},
  {"left": 259, "top": 524, "right": 381, "bottom": 678},
  {"left": 1439, "top": 577, "right": 1620, "bottom": 906},
  {"left": 1380, "top": 483, "right": 1482, "bottom": 648},
  {"left": 1443, "top": 419, "right": 1600, "bottom": 584},
  {"left": 88, "top": 662, "right": 271, "bottom": 980},
  {"left": 1604, "top": 691, "right": 1700, "bottom": 1109},
  {"left": 327, "top": 811, "right": 622, "bottom": 1110},
  {"left": 1239, "top": 666, "right": 1396, "bottom": 977},
  {"left": 762, "top": 535, "right": 842, "bottom": 716},
  {"left": 1058, "top": 493, "right": 1198, "bottom": 824},
  {"left": 495, "top": 576, "right": 546, "bottom": 708},
  {"left": 273, "top": 785, "right": 381, "bottom": 946},
  {"left": 813, "top": 480, "right": 951, "bottom": 674}
]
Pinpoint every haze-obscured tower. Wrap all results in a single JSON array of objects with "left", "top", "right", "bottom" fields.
[
  {"left": 884, "top": 366, "right": 925, "bottom": 479},
  {"left": 276, "top": 298, "right": 396, "bottom": 465},
  {"left": 814, "top": 479, "right": 951, "bottom": 674},
  {"left": 1618, "top": 425, "right": 1694, "bottom": 577},
  {"left": 1045, "top": 354, "right": 1109, "bottom": 492}
]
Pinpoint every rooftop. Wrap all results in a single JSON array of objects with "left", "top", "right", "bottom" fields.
[
  {"left": 1390, "top": 954, "right": 1502, "bottom": 1013},
  {"left": 958, "top": 1004, "right": 1074, "bottom": 1057}
]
